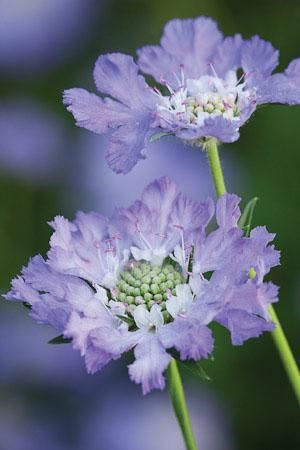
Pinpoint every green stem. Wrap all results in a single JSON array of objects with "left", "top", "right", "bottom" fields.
[
  {"left": 206, "top": 138, "right": 300, "bottom": 406},
  {"left": 167, "top": 359, "right": 198, "bottom": 450},
  {"left": 206, "top": 139, "right": 226, "bottom": 196},
  {"left": 269, "top": 306, "right": 300, "bottom": 405}
]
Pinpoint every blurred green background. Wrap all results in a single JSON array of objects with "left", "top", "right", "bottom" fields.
[{"left": 0, "top": 1, "right": 299, "bottom": 449}]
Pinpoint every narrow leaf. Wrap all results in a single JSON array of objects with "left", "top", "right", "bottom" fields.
[
  {"left": 116, "top": 314, "right": 135, "bottom": 326},
  {"left": 48, "top": 335, "right": 72, "bottom": 345},
  {"left": 22, "top": 302, "right": 32, "bottom": 310},
  {"left": 238, "top": 197, "right": 258, "bottom": 237},
  {"left": 149, "top": 132, "right": 172, "bottom": 142},
  {"left": 179, "top": 359, "right": 211, "bottom": 382},
  {"left": 187, "top": 245, "right": 195, "bottom": 274}
]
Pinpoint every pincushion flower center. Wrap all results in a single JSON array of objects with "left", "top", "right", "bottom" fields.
[
  {"left": 114, "top": 261, "right": 184, "bottom": 321},
  {"left": 155, "top": 69, "right": 255, "bottom": 127}
]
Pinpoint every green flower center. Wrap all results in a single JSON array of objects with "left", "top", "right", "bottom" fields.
[{"left": 114, "top": 261, "right": 184, "bottom": 321}]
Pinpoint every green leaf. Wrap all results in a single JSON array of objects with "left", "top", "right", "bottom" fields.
[
  {"left": 238, "top": 197, "right": 259, "bottom": 237},
  {"left": 116, "top": 314, "right": 135, "bottom": 326},
  {"left": 187, "top": 245, "right": 195, "bottom": 274},
  {"left": 22, "top": 302, "right": 32, "bottom": 310},
  {"left": 179, "top": 359, "right": 211, "bottom": 382},
  {"left": 149, "top": 132, "right": 172, "bottom": 142},
  {"left": 168, "top": 350, "right": 211, "bottom": 381},
  {"left": 48, "top": 335, "right": 72, "bottom": 345},
  {"left": 163, "top": 256, "right": 177, "bottom": 268}
]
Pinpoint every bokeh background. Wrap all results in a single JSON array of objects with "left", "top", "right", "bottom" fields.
[{"left": 0, "top": 1, "right": 299, "bottom": 449}]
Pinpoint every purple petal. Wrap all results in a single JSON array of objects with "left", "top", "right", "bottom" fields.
[
  {"left": 47, "top": 213, "right": 122, "bottom": 286},
  {"left": 114, "top": 177, "right": 180, "bottom": 257},
  {"left": 137, "top": 45, "right": 179, "bottom": 87},
  {"left": 84, "top": 341, "right": 115, "bottom": 374},
  {"left": 138, "top": 17, "right": 223, "bottom": 86},
  {"left": 106, "top": 117, "right": 153, "bottom": 174},
  {"left": 141, "top": 176, "right": 179, "bottom": 231},
  {"left": 216, "top": 309, "right": 274, "bottom": 345},
  {"left": 249, "top": 226, "right": 275, "bottom": 246},
  {"left": 249, "top": 227, "right": 281, "bottom": 277},
  {"left": 193, "top": 227, "right": 243, "bottom": 273},
  {"left": 204, "top": 225, "right": 279, "bottom": 286},
  {"left": 285, "top": 58, "right": 300, "bottom": 78},
  {"left": 214, "top": 281, "right": 277, "bottom": 344},
  {"left": 161, "top": 17, "right": 223, "bottom": 79},
  {"left": 159, "top": 318, "right": 214, "bottom": 360},
  {"left": 176, "top": 115, "right": 241, "bottom": 143},
  {"left": 114, "top": 200, "right": 152, "bottom": 248},
  {"left": 128, "top": 335, "right": 171, "bottom": 395},
  {"left": 256, "top": 58, "right": 300, "bottom": 105},
  {"left": 192, "top": 194, "right": 242, "bottom": 273},
  {"left": 241, "top": 36, "right": 279, "bottom": 86},
  {"left": 88, "top": 326, "right": 140, "bottom": 360},
  {"left": 216, "top": 193, "right": 241, "bottom": 229},
  {"left": 213, "top": 34, "right": 243, "bottom": 76},
  {"left": 65, "top": 307, "right": 138, "bottom": 374},
  {"left": 225, "top": 282, "right": 270, "bottom": 320},
  {"left": 63, "top": 88, "right": 131, "bottom": 133},
  {"left": 93, "top": 53, "right": 155, "bottom": 109},
  {"left": 65, "top": 311, "right": 102, "bottom": 356},
  {"left": 171, "top": 194, "right": 214, "bottom": 232},
  {"left": 4, "top": 255, "right": 87, "bottom": 331},
  {"left": 259, "top": 281, "right": 279, "bottom": 305}
]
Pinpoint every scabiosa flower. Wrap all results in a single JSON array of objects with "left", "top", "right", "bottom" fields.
[
  {"left": 83, "top": 381, "right": 233, "bottom": 450},
  {"left": 0, "top": 99, "right": 66, "bottom": 184},
  {"left": 5, "top": 178, "right": 280, "bottom": 394},
  {"left": 64, "top": 16, "right": 300, "bottom": 174},
  {"left": 68, "top": 133, "right": 241, "bottom": 215},
  {"left": 0, "top": 0, "right": 101, "bottom": 76}
]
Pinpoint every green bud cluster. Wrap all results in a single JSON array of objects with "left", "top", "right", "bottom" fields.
[{"left": 114, "top": 261, "right": 184, "bottom": 320}]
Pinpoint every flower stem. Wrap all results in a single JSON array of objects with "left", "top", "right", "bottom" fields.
[
  {"left": 167, "top": 359, "right": 198, "bottom": 450},
  {"left": 206, "top": 139, "right": 226, "bottom": 196},
  {"left": 268, "top": 307, "right": 300, "bottom": 405},
  {"left": 206, "top": 138, "right": 300, "bottom": 406}
]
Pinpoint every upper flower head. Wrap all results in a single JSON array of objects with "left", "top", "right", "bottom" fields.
[
  {"left": 5, "top": 178, "right": 280, "bottom": 393},
  {"left": 64, "top": 16, "right": 300, "bottom": 173}
]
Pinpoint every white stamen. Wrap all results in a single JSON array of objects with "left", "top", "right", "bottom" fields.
[{"left": 154, "top": 67, "right": 255, "bottom": 129}]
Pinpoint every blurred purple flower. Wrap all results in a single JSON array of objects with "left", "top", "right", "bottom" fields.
[
  {"left": 0, "top": 394, "right": 72, "bottom": 450},
  {"left": 0, "top": 0, "right": 101, "bottom": 76},
  {"left": 0, "top": 373, "right": 235, "bottom": 450},
  {"left": 0, "top": 99, "right": 67, "bottom": 184},
  {"left": 64, "top": 16, "right": 300, "bottom": 173},
  {"left": 5, "top": 178, "right": 280, "bottom": 394},
  {"left": 81, "top": 382, "right": 235, "bottom": 450},
  {"left": 0, "top": 306, "right": 86, "bottom": 386},
  {"left": 68, "top": 133, "right": 241, "bottom": 216}
]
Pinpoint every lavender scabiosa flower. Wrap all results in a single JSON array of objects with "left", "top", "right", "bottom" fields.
[
  {"left": 82, "top": 381, "right": 234, "bottom": 450},
  {"left": 64, "top": 16, "right": 300, "bottom": 174},
  {"left": 0, "top": 309, "right": 86, "bottom": 386},
  {"left": 0, "top": 99, "right": 66, "bottom": 184},
  {"left": 5, "top": 178, "right": 280, "bottom": 394},
  {"left": 0, "top": 0, "right": 101, "bottom": 76},
  {"left": 0, "top": 394, "right": 71, "bottom": 450},
  {"left": 68, "top": 133, "right": 241, "bottom": 215}
]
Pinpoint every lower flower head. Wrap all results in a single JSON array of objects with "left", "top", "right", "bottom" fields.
[{"left": 5, "top": 177, "right": 280, "bottom": 394}]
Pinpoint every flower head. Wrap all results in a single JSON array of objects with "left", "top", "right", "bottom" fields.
[
  {"left": 0, "top": 0, "right": 99, "bottom": 76},
  {"left": 0, "top": 99, "right": 68, "bottom": 184},
  {"left": 5, "top": 178, "right": 280, "bottom": 393},
  {"left": 64, "top": 16, "right": 300, "bottom": 173}
]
